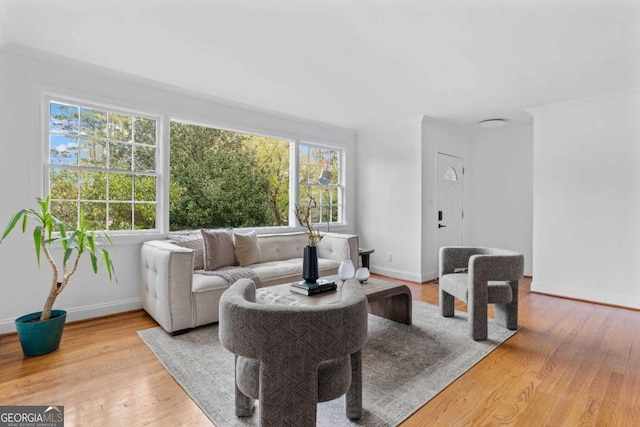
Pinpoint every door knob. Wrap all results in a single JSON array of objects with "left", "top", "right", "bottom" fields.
[{"left": 438, "top": 224, "right": 447, "bottom": 228}]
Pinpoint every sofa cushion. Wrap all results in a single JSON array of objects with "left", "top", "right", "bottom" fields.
[
  {"left": 234, "top": 231, "right": 261, "bottom": 267},
  {"left": 169, "top": 231, "right": 205, "bottom": 270},
  {"left": 201, "top": 229, "right": 237, "bottom": 270},
  {"left": 251, "top": 257, "right": 340, "bottom": 282},
  {"left": 257, "top": 232, "right": 308, "bottom": 263},
  {"left": 192, "top": 273, "right": 232, "bottom": 293}
]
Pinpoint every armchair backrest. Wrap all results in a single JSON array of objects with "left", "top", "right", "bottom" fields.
[
  {"left": 219, "top": 278, "right": 368, "bottom": 364},
  {"left": 440, "top": 246, "right": 524, "bottom": 281}
]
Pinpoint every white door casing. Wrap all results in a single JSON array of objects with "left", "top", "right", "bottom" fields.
[{"left": 437, "top": 154, "right": 464, "bottom": 255}]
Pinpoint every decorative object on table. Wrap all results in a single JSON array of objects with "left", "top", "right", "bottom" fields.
[
  {"left": 355, "top": 267, "right": 370, "bottom": 283},
  {"left": 338, "top": 259, "right": 355, "bottom": 282},
  {"left": 302, "top": 245, "right": 319, "bottom": 284},
  {"left": 294, "top": 194, "right": 323, "bottom": 284},
  {"left": 290, "top": 279, "right": 337, "bottom": 295},
  {"left": 0, "top": 196, "right": 116, "bottom": 356}
]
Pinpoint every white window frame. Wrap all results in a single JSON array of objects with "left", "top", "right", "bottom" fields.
[
  {"left": 296, "top": 141, "right": 344, "bottom": 228},
  {"left": 43, "top": 93, "right": 163, "bottom": 236}
]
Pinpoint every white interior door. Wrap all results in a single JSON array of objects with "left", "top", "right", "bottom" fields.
[{"left": 437, "top": 154, "right": 464, "bottom": 254}]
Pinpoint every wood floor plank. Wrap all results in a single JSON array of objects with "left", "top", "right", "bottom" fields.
[{"left": 2, "top": 276, "right": 640, "bottom": 426}]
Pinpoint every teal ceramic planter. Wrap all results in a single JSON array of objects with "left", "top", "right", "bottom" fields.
[{"left": 15, "top": 310, "right": 67, "bottom": 357}]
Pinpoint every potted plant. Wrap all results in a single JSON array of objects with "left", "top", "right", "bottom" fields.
[
  {"left": 294, "top": 195, "right": 323, "bottom": 284},
  {"left": 0, "top": 196, "right": 116, "bottom": 356}
]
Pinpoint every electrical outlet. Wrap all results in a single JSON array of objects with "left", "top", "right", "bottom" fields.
[{"left": 387, "top": 252, "right": 392, "bottom": 262}]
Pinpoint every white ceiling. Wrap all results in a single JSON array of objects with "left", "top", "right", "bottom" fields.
[{"left": 1, "top": 0, "right": 639, "bottom": 130}]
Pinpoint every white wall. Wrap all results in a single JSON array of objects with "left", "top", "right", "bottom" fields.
[
  {"left": 356, "top": 116, "right": 471, "bottom": 282},
  {"left": 0, "top": 45, "right": 357, "bottom": 333},
  {"left": 467, "top": 124, "right": 533, "bottom": 275},
  {"left": 0, "top": 1, "right": 7, "bottom": 48},
  {"left": 421, "top": 118, "right": 472, "bottom": 281},
  {"left": 356, "top": 117, "right": 424, "bottom": 282},
  {"left": 530, "top": 89, "right": 640, "bottom": 308}
]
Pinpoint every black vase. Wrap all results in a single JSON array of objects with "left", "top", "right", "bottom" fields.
[{"left": 302, "top": 246, "right": 319, "bottom": 284}]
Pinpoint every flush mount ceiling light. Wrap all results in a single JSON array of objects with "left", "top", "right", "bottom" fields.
[{"left": 479, "top": 119, "right": 507, "bottom": 128}]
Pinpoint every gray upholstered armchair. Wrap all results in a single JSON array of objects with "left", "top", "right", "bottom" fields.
[
  {"left": 439, "top": 247, "right": 524, "bottom": 341},
  {"left": 218, "top": 278, "right": 369, "bottom": 426}
]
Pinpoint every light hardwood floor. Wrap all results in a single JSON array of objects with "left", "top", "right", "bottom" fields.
[{"left": 1, "top": 276, "right": 639, "bottom": 426}]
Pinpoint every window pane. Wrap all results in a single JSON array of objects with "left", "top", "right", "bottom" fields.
[
  {"left": 109, "top": 113, "right": 132, "bottom": 142},
  {"left": 134, "top": 175, "right": 156, "bottom": 202},
  {"left": 134, "top": 145, "right": 155, "bottom": 172},
  {"left": 79, "top": 137, "right": 106, "bottom": 168},
  {"left": 109, "top": 142, "right": 132, "bottom": 171},
  {"left": 320, "top": 205, "right": 331, "bottom": 224},
  {"left": 316, "top": 186, "right": 326, "bottom": 204},
  {"left": 134, "top": 117, "right": 156, "bottom": 144},
  {"left": 80, "top": 171, "right": 107, "bottom": 201},
  {"left": 109, "top": 202, "right": 132, "bottom": 230},
  {"left": 331, "top": 186, "right": 339, "bottom": 204},
  {"left": 299, "top": 163, "right": 310, "bottom": 184},
  {"left": 50, "top": 135, "right": 78, "bottom": 165},
  {"left": 299, "top": 145, "right": 309, "bottom": 161},
  {"left": 52, "top": 201, "right": 77, "bottom": 226},
  {"left": 299, "top": 185, "right": 311, "bottom": 203},
  {"left": 312, "top": 165, "right": 321, "bottom": 185},
  {"left": 50, "top": 102, "right": 78, "bottom": 134},
  {"left": 80, "top": 108, "right": 107, "bottom": 138},
  {"left": 50, "top": 168, "right": 79, "bottom": 200},
  {"left": 310, "top": 147, "right": 321, "bottom": 163},
  {"left": 81, "top": 202, "right": 107, "bottom": 229},
  {"left": 109, "top": 173, "right": 132, "bottom": 201},
  {"left": 134, "top": 203, "right": 156, "bottom": 229},
  {"left": 169, "top": 122, "right": 289, "bottom": 230}
]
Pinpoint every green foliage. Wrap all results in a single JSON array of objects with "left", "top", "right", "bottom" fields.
[
  {"left": 0, "top": 196, "right": 116, "bottom": 321},
  {"left": 253, "top": 136, "right": 290, "bottom": 226},
  {"left": 169, "top": 123, "right": 290, "bottom": 230}
]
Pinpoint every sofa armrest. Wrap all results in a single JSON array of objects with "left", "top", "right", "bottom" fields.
[
  {"left": 141, "top": 240, "right": 195, "bottom": 333},
  {"left": 316, "top": 232, "right": 359, "bottom": 268}
]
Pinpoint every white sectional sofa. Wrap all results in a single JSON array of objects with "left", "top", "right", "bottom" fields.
[{"left": 141, "top": 230, "right": 359, "bottom": 334}]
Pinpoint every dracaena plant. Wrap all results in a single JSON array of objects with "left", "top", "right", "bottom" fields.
[{"left": 0, "top": 196, "right": 116, "bottom": 322}]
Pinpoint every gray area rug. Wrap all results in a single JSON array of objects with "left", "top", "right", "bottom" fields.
[{"left": 138, "top": 301, "right": 517, "bottom": 426}]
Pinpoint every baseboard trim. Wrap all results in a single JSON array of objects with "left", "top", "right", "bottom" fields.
[
  {"left": 0, "top": 298, "right": 142, "bottom": 335},
  {"left": 531, "top": 280, "right": 640, "bottom": 310},
  {"left": 370, "top": 266, "right": 423, "bottom": 283}
]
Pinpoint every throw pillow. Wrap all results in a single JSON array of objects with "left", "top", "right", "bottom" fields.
[
  {"left": 201, "top": 229, "right": 237, "bottom": 271},
  {"left": 170, "top": 232, "right": 205, "bottom": 270},
  {"left": 234, "top": 231, "right": 261, "bottom": 267}
]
